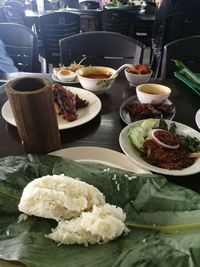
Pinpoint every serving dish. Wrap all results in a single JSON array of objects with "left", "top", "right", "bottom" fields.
[
  {"left": 119, "top": 119, "right": 200, "bottom": 176},
  {"left": 50, "top": 146, "right": 150, "bottom": 173},
  {"left": 196, "top": 109, "right": 200, "bottom": 130},
  {"left": 136, "top": 84, "right": 171, "bottom": 104},
  {"left": 1, "top": 87, "right": 101, "bottom": 130},
  {"left": 125, "top": 69, "right": 152, "bottom": 87},
  {"left": 52, "top": 74, "right": 79, "bottom": 84},
  {"left": 119, "top": 95, "right": 175, "bottom": 124},
  {"left": 76, "top": 66, "right": 117, "bottom": 94}
]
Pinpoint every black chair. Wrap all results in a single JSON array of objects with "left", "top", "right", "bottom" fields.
[
  {"left": 1, "top": 6, "right": 26, "bottom": 25},
  {"left": 0, "top": 7, "right": 6, "bottom": 22},
  {"left": 152, "top": 13, "right": 200, "bottom": 77},
  {"left": 100, "top": 9, "right": 131, "bottom": 35},
  {"left": 79, "top": 1, "right": 100, "bottom": 10},
  {"left": 4, "top": 0, "right": 25, "bottom": 10},
  {"left": 39, "top": 12, "right": 81, "bottom": 72},
  {"left": 160, "top": 35, "right": 200, "bottom": 79},
  {"left": 0, "top": 23, "right": 41, "bottom": 72},
  {"left": 60, "top": 31, "right": 145, "bottom": 69}
]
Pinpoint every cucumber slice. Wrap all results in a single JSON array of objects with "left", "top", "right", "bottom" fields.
[
  {"left": 141, "top": 118, "right": 157, "bottom": 130},
  {"left": 128, "top": 126, "right": 145, "bottom": 151},
  {"left": 141, "top": 118, "right": 158, "bottom": 137}
]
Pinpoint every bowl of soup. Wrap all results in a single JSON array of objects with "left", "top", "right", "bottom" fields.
[
  {"left": 136, "top": 84, "right": 171, "bottom": 104},
  {"left": 76, "top": 66, "right": 117, "bottom": 94}
]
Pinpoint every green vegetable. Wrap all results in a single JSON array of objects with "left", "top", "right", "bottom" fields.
[
  {"left": 128, "top": 125, "right": 145, "bottom": 151},
  {"left": 173, "top": 59, "right": 200, "bottom": 84},
  {"left": 169, "top": 122, "right": 177, "bottom": 132},
  {"left": 1, "top": 155, "right": 200, "bottom": 266},
  {"left": 158, "top": 114, "right": 168, "bottom": 130},
  {"left": 178, "top": 135, "right": 200, "bottom": 152}
]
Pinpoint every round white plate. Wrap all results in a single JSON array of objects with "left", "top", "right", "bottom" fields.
[
  {"left": 120, "top": 96, "right": 175, "bottom": 124},
  {"left": 52, "top": 74, "right": 79, "bottom": 84},
  {"left": 50, "top": 146, "right": 150, "bottom": 173},
  {"left": 195, "top": 109, "right": 200, "bottom": 130},
  {"left": 119, "top": 120, "right": 200, "bottom": 176},
  {"left": 1, "top": 87, "right": 102, "bottom": 130}
]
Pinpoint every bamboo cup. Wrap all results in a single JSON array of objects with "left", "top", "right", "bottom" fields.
[{"left": 6, "top": 77, "right": 61, "bottom": 154}]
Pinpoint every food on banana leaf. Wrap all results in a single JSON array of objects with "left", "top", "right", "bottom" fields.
[
  {"left": 18, "top": 174, "right": 105, "bottom": 220},
  {"left": 18, "top": 174, "right": 128, "bottom": 246},
  {"left": 2, "top": 154, "right": 200, "bottom": 267},
  {"left": 47, "top": 204, "right": 128, "bottom": 246}
]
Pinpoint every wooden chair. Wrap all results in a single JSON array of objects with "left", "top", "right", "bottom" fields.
[
  {"left": 60, "top": 31, "right": 145, "bottom": 69},
  {"left": 152, "top": 13, "right": 200, "bottom": 77},
  {"left": 0, "top": 23, "right": 41, "bottom": 72},
  {"left": 160, "top": 35, "right": 200, "bottom": 79},
  {"left": 39, "top": 12, "right": 81, "bottom": 72},
  {"left": 100, "top": 9, "right": 131, "bottom": 35}
]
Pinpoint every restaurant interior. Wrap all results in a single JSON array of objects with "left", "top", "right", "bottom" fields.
[{"left": 0, "top": 0, "right": 199, "bottom": 267}]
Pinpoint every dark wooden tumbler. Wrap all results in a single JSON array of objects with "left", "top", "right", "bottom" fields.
[{"left": 6, "top": 77, "right": 61, "bottom": 154}]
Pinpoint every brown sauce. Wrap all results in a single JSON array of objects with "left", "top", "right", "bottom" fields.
[
  {"left": 154, "top": 130, "right": 180, "bottom": 146},
  {"left": 82, "top": 73, "right": 111, "bottom": 79}
]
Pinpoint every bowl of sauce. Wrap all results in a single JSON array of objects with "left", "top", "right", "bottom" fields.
[
  {"left": 136, "top": 84, "right": 171, "bottom": 104},
  {"left": 76, "top": 66, "right": 117, "bottom": 94}
]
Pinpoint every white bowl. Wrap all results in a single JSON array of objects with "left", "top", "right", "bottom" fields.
[
  {"left": 76, "top": 66, "right": 117, "bottom": 94},
  {"left": 136, "top": 83, "right": 171, "bottom": 104},
  {"left": 125, "top": 68, "right": 153, "bottom": 86}
]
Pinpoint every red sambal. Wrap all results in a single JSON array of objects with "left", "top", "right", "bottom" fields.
[
  {"left": 142, "top": 139, "right": 194, "bottom": 170},
  {"left": 153, "top": 130, "right": 180, "bottom": 147}
]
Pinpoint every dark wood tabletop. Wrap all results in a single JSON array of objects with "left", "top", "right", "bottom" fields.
[{"left": 0, "top": 72, "right": 199, "bottom": 192}]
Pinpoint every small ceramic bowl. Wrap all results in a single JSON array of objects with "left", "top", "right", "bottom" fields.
[
  {"left": 136, "top": 83, "right": 171, "bottom": 104},
  {"left": 125, "top": 68, "right": 153, "bottom": 87},
  {"left": 76, "top": 66, "right": 117, "bottom": 94}
]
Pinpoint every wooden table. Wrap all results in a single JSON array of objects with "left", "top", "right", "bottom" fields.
[{"left": 0, "top": 72, "right": 199, "bottom": 192}]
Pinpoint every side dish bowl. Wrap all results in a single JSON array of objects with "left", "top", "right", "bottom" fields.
[
  {"left": 125, "top": 68, "right": 153, "bottom": 86},
  {"left": 76, "top": 66, "right": 117, "bottom": 94},
  {"left": 136, "top": 83, "right": 171, "bottom": 104}
]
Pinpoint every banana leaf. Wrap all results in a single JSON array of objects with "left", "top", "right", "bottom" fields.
[{"left": 1, "top": 154, "right": 200, "bottom": 267}]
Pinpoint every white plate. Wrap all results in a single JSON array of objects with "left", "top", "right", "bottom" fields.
[
  {"left": 50, "top": 146, "right": 150, "bottom": 173},
  {"left": 120, "top": 96, "right": 176, "bottom": 124},
  {"left": 119, "top": 120, "right": 200, "bottom": 176},
  {"left": 195, "top": 109, "right": 200, "bottom": 130},
  {"left": 1, "top": 87, "right": 102, "bottom": 130},
  {"left": 52, "top": 74, "right": 79, "bottom": 84}
]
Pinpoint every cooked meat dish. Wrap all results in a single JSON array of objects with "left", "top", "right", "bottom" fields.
[
  {"left": 52, "top": 83, "right": 89, "bottom": 122},
  {"left": 124, "top": 102, "right": 174, "bottom": 122}
]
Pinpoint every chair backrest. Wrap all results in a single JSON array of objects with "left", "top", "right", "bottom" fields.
[
  {"left": 79, "top": 1, "right": 100, "bottom": 10},
  {"left": 1, "top": 6, "right": 26, "bottom": 25},
  {"left": 163, "top": 13, "right": 200, "bottom": 46},
  {"left": 100, "top": 10, "right": 131, "bottom": 35},
  {"left": 60, "top": 31, "right": 145, "bottom": 68},
  {"left": 39, "top": 12, "right": 81, "bottom": 67},
  {"left": 0, "top": 7, "right": 6, "bottom": 22},
  {"left": 4, "top": 0, "right": 25, "bottom": 10},
  {"left": 0, "top": 23, "right": 41, "bottom": 72},
  {"left": 161, "top": 35, "right": 200, "bottom": 79},
  {"left": 154, "top": 12, "right": 200, "bottom": 77}
]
